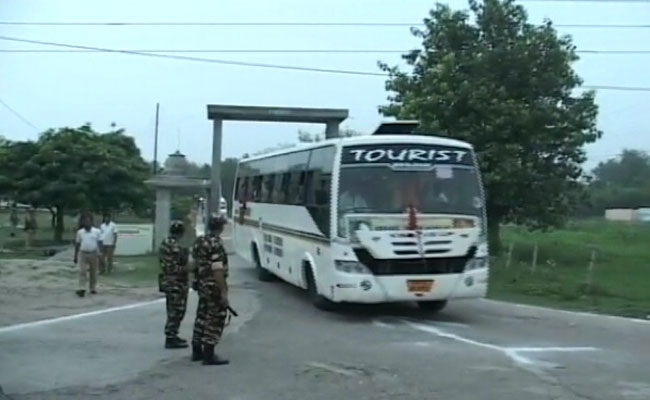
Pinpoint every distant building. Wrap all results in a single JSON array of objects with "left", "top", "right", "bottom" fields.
[
  {"left": 605, "top": 207, "right": 650, "bottom": 222},
  {"left": 637, "top": 208, "right": 650, "bottom": 222}
]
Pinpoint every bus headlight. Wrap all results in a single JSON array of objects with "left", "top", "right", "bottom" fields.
[
  {"left": 465, "top": 257, "right": 488, "bottom": 271},
  {"left": 335, "top": 260, "right": 372, "bottom": 275}
]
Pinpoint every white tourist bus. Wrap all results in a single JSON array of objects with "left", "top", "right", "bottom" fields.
[{"left": 232, "top": 122, "right": 488, "bottom": 311}]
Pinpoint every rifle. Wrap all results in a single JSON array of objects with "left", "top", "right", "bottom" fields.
[{"left": 227, "top": 305, "right": 238, "bottom": 317}]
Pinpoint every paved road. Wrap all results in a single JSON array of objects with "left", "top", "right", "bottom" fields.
[{"left": 2, "top": 252, "right": 650, "bottom": 399}]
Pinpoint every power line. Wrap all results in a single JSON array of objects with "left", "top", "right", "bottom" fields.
[
  {"left": 0, "top": 98, "right": 39, "bottom": 131},
  {"left": 582, "top": 85, "right": 650, "bottom": 92},
  {"left": 557, "top": 24, "right": 650, "bottom": 28},
  {"left": 0, "top": 49, "right": 407, "bottom": 54},
  {"left": 520, "top": 0, "right": 650, "bottom": 2},
  {"left": 0, "top": 21, "right": 418, "bottom": 26},
  {"left": 0, "top": 35, "right": 649, "bottom": 92},
  {"left": 1, "top": 48, "right": 650, "bottom": 55},
  {"left": 0, "top": 35, "right": 386, "bottom": 77},
  {"left": 579, "top": 50, "right": 650, "bottom": 54},
  {"left": 0, "top": 21, "right": 649, "bottom": 29}
]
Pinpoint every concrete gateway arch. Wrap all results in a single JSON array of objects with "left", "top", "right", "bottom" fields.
[{"left": 206, "top": 104, "right": 349, "bottom": 216}]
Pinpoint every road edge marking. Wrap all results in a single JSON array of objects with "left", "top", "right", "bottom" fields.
[
  {"left": 481, "top": 299, "right": 650, "bottom": 325},
  {"left": 404, "top": 321, "right": 597, "bottom": 366},
  {"left": 0, "top": 298, "right": 165, "bottom": 334}
]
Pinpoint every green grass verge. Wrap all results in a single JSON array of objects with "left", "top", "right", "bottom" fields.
[
  {"left": 0, "top": 211, "right": 75, "bottom": 248},
  {"left": 107, "top": 254, "right": 159, "bottom": 285},
  {"left": 0, "top": 209, "right": 154, "bottom": 259},
  {"left": 489, "top": 219, "right": 650, "bottom": 318}
]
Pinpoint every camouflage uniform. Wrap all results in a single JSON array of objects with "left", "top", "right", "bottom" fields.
[
  {"left": 159, "top": 236, "right": 189, "bottom": 340},
  {"left": 191, "top": 233, "right": 228, "bottom": 346}
]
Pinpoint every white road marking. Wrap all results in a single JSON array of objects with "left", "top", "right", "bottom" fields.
[
  {"left": 374, "top": 319, "right": 468, "bottom": 329},
  {"left": 511, "top": 347, "right": 598, "bottom": 353},
  {"left": 306, "top": 362, "right": 357, "bottom": 377},
  {"left": 405, "top": 321, "right": 597, "bottom": 366},
  {"left": 482, "top": 299, "right": 650, "bottom": 325},
  {"left": 373, "top": 320, "right": 394, "bottom": 329},
  {"left": 0, "top": 298, "right": 165, "bottom": 334}
]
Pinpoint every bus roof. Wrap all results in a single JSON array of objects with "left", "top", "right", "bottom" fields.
[{"left": 240, "top": 134, "right": 473, "bottom": 163}]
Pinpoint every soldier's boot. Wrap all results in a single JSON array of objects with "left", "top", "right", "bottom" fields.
[
  {"left": 165, "top": 337, "right": 189, "bottom": 349},
  {"left": 202, "top": 345, "right": 229, "bottom": 366},
  {"left": 191, "top": 342, "right": 203, "bottom": 362},
  {"left": 177, "top": 337, "right": 188, "bottom": 344}
]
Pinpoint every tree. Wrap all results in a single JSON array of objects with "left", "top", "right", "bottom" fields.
[
  {"left": 379, "top": 0, "right": 601, "bottom": 252},
  {"left": 579, "top": 150, "right": 650, "bottom": 214},
  {"left": 4, "top": 124, "right": 152, "bottom": 241},
  {"left": 297, "top": 128, "right": 363, "bottom": 143},
  {"left": 252, "top": 143, "right": 296, "bottom": 156},
  {"left": 0, "top": 140, "right": 40, "bottom": 200},
  {"left": 592, "top": 150, "right": 650, "bottom": 188}
]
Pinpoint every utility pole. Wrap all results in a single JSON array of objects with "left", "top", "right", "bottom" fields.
[{"left": 153, "top": 103, "right": 160, "bottom": 174}]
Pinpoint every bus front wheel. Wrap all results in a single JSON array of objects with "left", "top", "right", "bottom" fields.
[
  {"left": 417, "top": 300, "right": 448, "bottom": 313},
  {"left": 253, "top": 246, "right": 274, "bottom": 282},
  {"left": 304, "top": 265, "right": 336, "bottom": 311}
]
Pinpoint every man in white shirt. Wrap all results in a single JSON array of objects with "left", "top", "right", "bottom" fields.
[
  {"left": 99, "top": 213, "right": 118, "bottom": 274},
  {"left": 74, "top": 214, "right": 102, "bottom": 297}
]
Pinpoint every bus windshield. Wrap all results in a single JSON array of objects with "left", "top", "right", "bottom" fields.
[{"left": 338, "top": 165, "right": 483, "bottom": 217}]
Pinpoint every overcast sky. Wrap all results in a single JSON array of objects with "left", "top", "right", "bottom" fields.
[{"left": 1, "top": 0, "right": 649, "bottom": 170}]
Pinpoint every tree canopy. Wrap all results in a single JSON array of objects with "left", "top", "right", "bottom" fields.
[
  {"left": 379, "top": 0, "right": 601, "bottom": 251},
  {"left": 578, "top": 150, "right": 650, "bottom": 214},
  {"left": 298, "top": 128, "right": 363, "bottom": 143},
  {"left": 0, "top": 124, "right": 152, "bottom": 240}
]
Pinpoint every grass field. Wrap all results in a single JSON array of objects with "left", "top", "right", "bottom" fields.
[
  {"left": 0, "top": 211, "right": 76, "bottom": 259},
  {"left": 2, "top": 209, "right": 648, "bottom": 318},
  {"left": 107, "top": 254, "right": 159, "bottom": 285},
  {"left": 0, "top": 209, "right": 152, "bottom": 259},
  {"left": 489, "top": 220, "right": 650, "bottom": 318}
]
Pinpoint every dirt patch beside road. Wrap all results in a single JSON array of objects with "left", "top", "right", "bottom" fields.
[{"left": 0, "top": 255, "right": 160, "bottom": 327}]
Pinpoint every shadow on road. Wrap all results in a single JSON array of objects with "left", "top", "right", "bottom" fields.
[{"left": 236, "top": 262, "right": 473, "bottom": 325}]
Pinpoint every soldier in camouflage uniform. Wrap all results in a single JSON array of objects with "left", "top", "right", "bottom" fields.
[
  {"left": 190, "top": 214, "right": 230, "bottom": 365},
  {"left": 159, "top": 220, "right": 190, "bottom": 349}
]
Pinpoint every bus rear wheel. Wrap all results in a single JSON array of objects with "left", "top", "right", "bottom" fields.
[
  {"left": 305, "top": 265, "right": 336, "bottom": 311},
  {"left": 253, "top": 246, "right": 274, "bottom": 282},
  {"left": 417, "top": 300, "right": 448, "bottom": 313}
]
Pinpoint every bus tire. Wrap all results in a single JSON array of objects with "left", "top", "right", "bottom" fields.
[
  {"left": 417, "top": 300, "right": 448, "bottom": 313},
  {"left": 304, "top": 264, "right": 336, "bottom": 311},
  {"left": 253, "top": 245, "right": 274, "bottom": 282}
]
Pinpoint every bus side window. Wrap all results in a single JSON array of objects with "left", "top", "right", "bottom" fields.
[
  {"left": 252, "top": 176, "right": 263, "bottom": 202},
  {"left": 287, "top": 171, "right": 305, "bottom": 205},
  {"left": 304, "top": 146, "right": 335, "bottom": 236},
  {"left": 304, "top": 170, "right": 317, "bottom": 205},
  {"left": 316, "top": 175, "right": 331, "bottom": 205},
  {"left": 240, "top": 177, "right": 249, "bottom": 201},
  {"left": 262, "top": 174, "right": 275, "bottom": 203},
  {"left": 279, "top": 173, "right": 291, "bottom": 204},
  {"left": 299, "top": 171, "right": 309, "bottom": 205}
]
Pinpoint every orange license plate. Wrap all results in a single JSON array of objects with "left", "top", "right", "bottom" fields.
[{"left": 407, "top": 280, "right": 434, "bottom": 293}]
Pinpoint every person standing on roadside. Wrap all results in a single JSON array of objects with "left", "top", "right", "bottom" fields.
[
  {"left": 74, "top": 214, "right": 101, "bottom": 297},
  {"left": 23, "top": 208, "right": 37, "bottom": 249},
  {"left": 9, "top": 207, "right": 19, "bottom": 232},
  {"left": 190, "top": 214, "right": 230, "bottom": 366},
  {"left": 99, "top": 213, "right": 118, "bottom": 274},
  {"left": 159, "top": 220, "right": 190, "bottom": 349}
]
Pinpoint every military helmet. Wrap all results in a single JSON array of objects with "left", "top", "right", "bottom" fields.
[
  {"left": 169, "top": 220, "right": 185, "bottom": 235},
  {"left": 207, "top": 213, "right": 227, "bottom": 232}
]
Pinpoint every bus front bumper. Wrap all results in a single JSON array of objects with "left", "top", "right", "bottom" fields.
[{"left": 326, "top": 269, "right": 489, "bottom": 304}]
